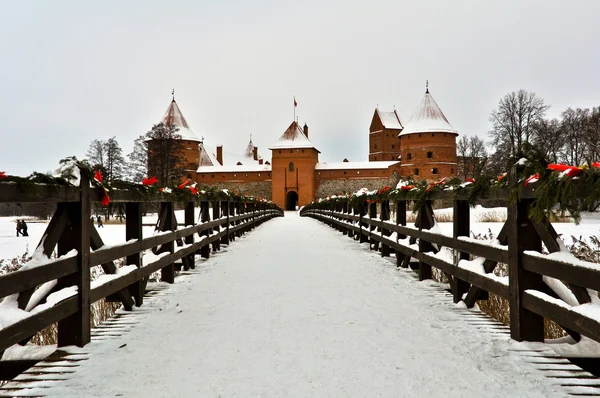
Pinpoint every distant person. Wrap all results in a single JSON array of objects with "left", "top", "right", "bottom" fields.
[
  {"left": 16, "top": 220, "right": 22, "bottom": 237},
  {"left": 97, "top": 215, "right": 103, "bottom": 228},
  {"left": 21, "top": 220, "right": 28, "bottom": 237}
]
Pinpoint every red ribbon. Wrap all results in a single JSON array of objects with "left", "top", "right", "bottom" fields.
[
  {"left": 523, "top": 173, "right": 540, "bottom": 187},
  {"left": 142, "top": 176, "right": 158, "bottom": 186},
  {"left": 101, "top": 188, "right": 110, "bottom": 207},
  {"left": 547, "top": 164, "right": 583, "bottom": 177},
  {"left": 94, "top": 170, "right": 103, "bottom": 183},
  {"left": 0, "top": 171, "right": 7, "bottom": 180}
]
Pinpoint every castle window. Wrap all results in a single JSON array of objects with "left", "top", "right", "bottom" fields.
[
  {"left": 407, "top": 153, "right": 412, "bottom": 160},
  {"left": 290, "top": 150, "right": 293, "bottom": 153},
  {"left": 427, "top": 151, "right": 433, "bottom": 159},
  {"left": 257, "top": 173, "right": 261, "bottom": 176},
  {"left": 357, "top": 171, "right": 360, "bottom": 174},
  {"left": 391, "top": 144, "right": 395, "bottom": 149},
  {"left": 302, "top": 149, "right": 305, "bottom": 153},
  {"left": 419, "top": 134, "right": 422, "bottom": 137},
  {"left": 374, "top": 144, "right": 377, "bottom": 149},
  {"left": 245, "top": 174, "right": 248, "bottom": 177},
  {"left": 330, "top": 171, "right": 334, "bottom": 175},
  {"left": 450, "top": 168, "right": 454, "bottom": 174},
  {"left": 289, "top": 162, "right": 294, "bottom": 171},
  {"left": 211, "top": 174, "right": 214, "bottom": 178},
  {"left": 233, "top": 174, "right": 237, "bottom": 177},
  {"left": 374, "top": 156, "right": 377, "bottom": 160},
  {"left": 344, "top": 171, "right": 347, "bottom": 174},
  {"left": 269, "top": 173, "right": 271, "bottom": 176},
  {"left": 432, "top": 133, "right": 435, "bottom": 137},
  {"left": 279, "top": 150, "right": 282, "bottom": 154},
  {"left": 414, "top": 168, "right": 419, "bottom": 176},
  {"left": 432, "top": 168, "right": 438, "bottom": 175}
]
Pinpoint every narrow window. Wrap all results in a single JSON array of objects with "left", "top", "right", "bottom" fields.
[
  {"left": 432, "top": 168, "right": 438, "bottom": 175},
  {"left": 432, "top": 133, "right": 435, "bottom": 137},
  {"left": 427, "top": 151, "right": 433, "bottom": 159},
  {"left": 414, "top": 168, "right": 419, "bottom": 176},
  {"left": 391, "top": 144, "right": 395, "bottom": 149},
  {"left": 407, "top": 153, "right": 412, "bottom": 160},
  {"left": 289, "top": 162, "right": 294, "bottom": 171},
  {"left": 450, "top": 168, "right": 454, "bottom": 174}
]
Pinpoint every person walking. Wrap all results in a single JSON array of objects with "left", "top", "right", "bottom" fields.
[
  {"left": 16, "top": 220, "right": 22, "bottom": 237},
  {"left": 21, "top": 220, "right": 28, "bottom": 237},
  {"left": 97, "top": 215, "right": 103, "bottom": 228}
]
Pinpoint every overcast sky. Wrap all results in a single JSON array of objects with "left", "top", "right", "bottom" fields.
[{"left": 2, "top": 0, "right": 599, "bottom": 176}]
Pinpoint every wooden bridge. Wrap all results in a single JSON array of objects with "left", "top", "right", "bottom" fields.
[{"left": 2, "top": 173, "right": 600, "bottom": 396}]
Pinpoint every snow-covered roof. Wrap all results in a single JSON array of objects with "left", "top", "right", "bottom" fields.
[
  {"left": 269, "top": 121, "right": 320, "bottom": 152},
  {"left": 400, "top": 90, "right": 457, "bottom": 136},
  {"left": 199, "top": 143, "right": 218, "bottom": 167},
  {"left": 196, "top": 164, "right": 272, "bottom": 173},
  {"left": 316, "top": 161, "right": 399, "bottom": 170},
  {"left": 161, "top": 99, "right": 201, "bottom": 142},
  {"left": 377, "top": 109, "right": 403, "bottom": 130}
]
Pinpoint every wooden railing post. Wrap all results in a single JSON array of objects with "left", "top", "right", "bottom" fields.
[
  {"left": 126, "top": 202, "right": 144, "bottom": 306},
  {"left": 396, "top": 200, "right": 407, "bottom": 268},
  {"left": 508, "top": 167, "right": 544, "bottom": 342},
  {"left": 380, "top": 200, "right": 391, "bottom": 257},
  {"left": 212, "top": 200, "right": 221, "bottom": 252},
  {"left": 229, "top": 201, "right": 236, "bottom": 241},
  {"left": 369, "top": 202, "right": 378, "bottom": 251},
  {"left": 183, "top": 201, "right": 195, "bottom": 271},
  {"left": 160, "top": 202, "right": 175, "bottom": 283},
  {"left": 222, "top": 200, "right": 230, "bottom": 245},
  {"left": 57, "top": 172, "right": 91, "bottom": 348},
  {"left": 417, "top": 200, "right": 434, "bottom": 281},
  {"left": 359, "top": 202, "right": 368, "bottom": 243},
  {"left": 200, "top": 200, "right": 210, "bottom": 258},
  {"left": 453, "top": 200, "right": 470, "bottom": 303},
  {"left": 342, "top": 201, "right": 349, "bottom": 236}
]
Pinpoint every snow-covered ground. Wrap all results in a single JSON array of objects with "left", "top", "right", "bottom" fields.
[{"left": 11, "top": 212, "right": 568, "bottom": 397}]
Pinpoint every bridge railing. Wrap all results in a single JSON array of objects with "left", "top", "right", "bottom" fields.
[
  {"left": 0, "top": 176, "right": 283, "bottom": 354},
  {"left": 300, "top": 174, "right": 600, "bottom": 345}
]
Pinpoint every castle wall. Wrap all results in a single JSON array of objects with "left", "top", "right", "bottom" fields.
[
  {"left": 315, "top": 174, "right": 401, "bottom": 198},
  {"left": 400, "top": 133, "right": 457, "bottom": 180},
  {"left": 196, "top": 180, "right": 272, "bottom": 199}
]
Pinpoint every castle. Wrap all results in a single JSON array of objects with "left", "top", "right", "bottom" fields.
[{"left": 148, "top": 87, "right": 458, "bottom": 210}]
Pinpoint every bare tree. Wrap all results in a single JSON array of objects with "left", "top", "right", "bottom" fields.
[
  {"left": 146, "top": 123, "right": 185, "bottom": 186},
  {"left": 584, "top": 106, "right": 600, "bottom": 163},
  {"left": 456, "top": 135, "right": 487, "bottom": 180},
  {"left": 531, "top": 118, "right": 564, "bottom": 163},
  {"left": 104, "top": 136, "right": 125, "bottom": 182},
  {"left": 560, "top": 107, "right": 589, "bottom": 165},
  {"left": 126, "top": 135, "right": 148, "bottom": 183},
  {"left": 86, "top": 139, "right": 106, "bottom": 173},
  {"left": 489, "top": 90, "right": 549, "bottom": 165}
]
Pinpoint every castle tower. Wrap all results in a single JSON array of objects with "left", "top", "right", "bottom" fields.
[
  {"left": 148, "top": 95, "right": 202, "bottom": 180},
  {"left": 399, "top": 87, "right": 458, "bottom": 180},
  {"left": 269, "top": 121, "right": 320, "bottom": 210},
  {"left": 369, "top": 109, "right": 403, "bottom": 161}
]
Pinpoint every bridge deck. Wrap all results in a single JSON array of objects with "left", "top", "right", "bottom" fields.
[{"left": 11, "top": 212, "right": 570, "bottom": 397}]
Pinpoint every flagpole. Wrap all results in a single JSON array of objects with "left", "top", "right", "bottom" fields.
[{"left": 294, "top": 96, "right": 296, "bottom": 122}]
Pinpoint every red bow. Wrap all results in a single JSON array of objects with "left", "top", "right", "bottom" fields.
[
  {"left": 101, "top": 188, "right": 110, "bottom": 207},
  {"left": 178, "top": 179, "right": 190, "bottom": 189},
  {"left": 524, "top": 173, "right": 540, "bottom": 187},
  {"left": 143, "top": 176, "right": 158, "bottom": 185},
  {"left": 189, "top": 187, "right": 198, "bottom": 195},
  {"left": 465, "top": 178, "right": 475, "bottom": 183},
  {"left": 592, "top": 162, "right": 600, "bottom": 169},
  {"left": 94, "top": 170, "right": 103, "bottom": 183},
  {"left": 400, "top": 185, "right": 415, "bottom": 191},
  {"left": 547, "top": 164, "right": 583, "bottom": 177},
  {"left": 497, "top": 172, "right": 507, "bottom": 182},
  {"left": 0, "top": 171, "right": 7, "bottom": 180}
]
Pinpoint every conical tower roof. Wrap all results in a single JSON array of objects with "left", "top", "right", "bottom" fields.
[
  {"left": 269, "top": 121, "right": 320, "bottom": 152},
  {"left": 161, "top": 98, "right": 201, "bottom": 142},
  {"left": 400, "top": 90, "right": 457, "bottom": 136}
]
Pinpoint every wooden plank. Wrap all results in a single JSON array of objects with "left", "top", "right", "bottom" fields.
[
  {"left": 0, "top": 297, "right": 78, "bottom": 353},
  {"left": 522, "top": 292, "right": 600, "bottom": 344},
  {"left": 57, "top": 174, "right": 91, "bottom": 348},
  {"left": 380, "top": 200, "right": 391, "bottom": 257},
  {"left": 0, "top": 183, "right": 80, "bottom": 203},
  {"left": 369, "top": 202, "right": 378, "bottom": 251},
  {"left": 396, "top": 200, "right": 407, "bottom": 268},
  {"left": 508, "top": 166, "right": 544, "bottom": 342},
  {"left": 221, "top": 201, "right": 230, "bottom": 245},
  {"left": 0, "top": 256, "right": 78, "bottom": 301},
  {"left": 157, "top": 202, "right": 175, "bottom": 284},
  {"left": 531, "top": 217, "right": 591, "bottom": 305},
  {"left": 182, "top": 201, "right": 196, "bottom": 271},
  {"left": 212, "top": 201, "right": 221, "bottom": 252}
]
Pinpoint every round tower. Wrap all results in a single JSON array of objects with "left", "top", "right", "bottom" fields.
[{"left": 399, "top": 86, "right": 458, "bottom": 180}]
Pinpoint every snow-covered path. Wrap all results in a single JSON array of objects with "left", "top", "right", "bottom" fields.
[{"left": 38, "top": 212, "right": 562, "bottom": 397}]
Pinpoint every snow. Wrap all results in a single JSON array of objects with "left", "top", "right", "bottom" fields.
[
  {"left": 32, "top": 212, "right": 563, "bottom": 397},
  {"left": 90, "top": 264, "right": 138, "bottom": 290},
  {"left": 1, "top": 344, "right": 56, "bottom": 361},
  {"left": 400, "top": 91, "right": 457, "bottom": 136},
  {"left": 316, "top": 161, "right": 399, "bottom": 170},
  {"left": 161, "top": 99, "right": 201, "bottom": 142},
  {"left": 269, "top": 121, "right": 320, "bottom": 152},
  {"left": 377, "top": 109, "right": 403, "bottom": 129}
]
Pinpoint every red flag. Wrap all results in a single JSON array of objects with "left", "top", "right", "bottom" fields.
[{"left": 294, "top": 97, "right": 297, "bottom": 107}]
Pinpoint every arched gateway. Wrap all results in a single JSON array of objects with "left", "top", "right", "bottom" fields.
[{"left": 286, "top": 191, "right": 299, "bottom": 210}]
